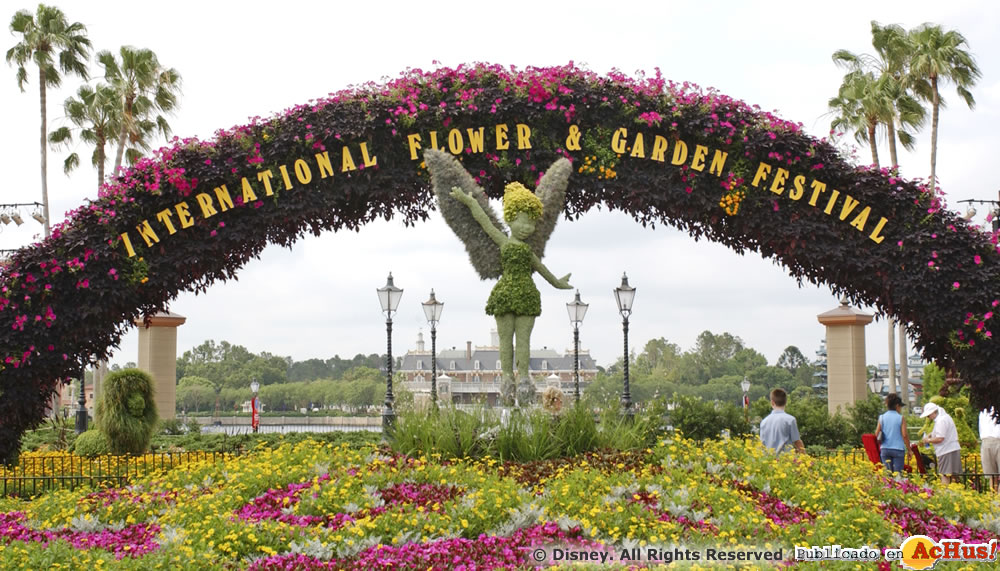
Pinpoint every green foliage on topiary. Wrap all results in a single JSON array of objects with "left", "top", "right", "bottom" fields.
[
  {"left": 96, "top": 368, "right": 159, "bottom": 455},
  {"left": 484, "top": 243, "right": 542, "bottom": 317},
  {"left": 73, "top": 430, "right": 109, "bottom": 457},
  {"left": 922, "top": 363, "right": 946, "bottom": 400},
  {"left": 501, "top": 182, "right": 542, "bottom": 224}
]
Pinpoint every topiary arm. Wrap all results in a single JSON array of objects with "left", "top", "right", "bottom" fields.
[
  {"left": 530, "top": 251, "right": 572, "bottom": 289},
  {"left": 424, "top": 149, "right": 505, "bottom": 279},
  {"left": 525, "top": 157, "right": 572, "bottom": 259},
  {"left": 451, "top": 187, "right": 507, "bottom": 247}
]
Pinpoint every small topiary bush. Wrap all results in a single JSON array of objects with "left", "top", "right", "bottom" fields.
[
  {"left": 73, "top": 430, "right": 109, "bottom": 457},
  {"left": 95, "top": 368, "right": 159, "bottom": 455}
]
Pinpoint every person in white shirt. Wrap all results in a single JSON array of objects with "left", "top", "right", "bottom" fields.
[
  {"left": 980, "top": 407, "right": 1000, "bottom": 492},
  {"left": 921, "top": 402, "right": 961, "bottom": 485}
]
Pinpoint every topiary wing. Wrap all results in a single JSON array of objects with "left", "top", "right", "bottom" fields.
[
  {"left": 424, "top": 149, "right": 505, "bottom": 280},
  {"left": 524, "top": 158, "right": 572, "bottom": 259}
]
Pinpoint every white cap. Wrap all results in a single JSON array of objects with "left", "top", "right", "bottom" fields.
[{"left": 920, "top": 402, "right": 940, "bottom": 418}]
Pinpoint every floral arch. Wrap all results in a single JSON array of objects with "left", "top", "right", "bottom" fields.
[{"left": 1, "top": 63, "right": 997, "bottom": 462}]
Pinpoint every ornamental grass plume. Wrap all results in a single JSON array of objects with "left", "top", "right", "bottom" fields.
[{"left": 541, "top": 386, "right": 563, "bottom": 414}]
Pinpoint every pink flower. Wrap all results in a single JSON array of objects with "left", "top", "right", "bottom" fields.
[
  {"left": 953, "top": 282, "right": 961, "bottom": 289},
  {"left": 975, "top": 255, "right": 983, "bottom": 265}
]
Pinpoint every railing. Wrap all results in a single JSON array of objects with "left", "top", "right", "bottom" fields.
[
  {"left": 811, "top": 448, "right": 995, "bottom": 493},
  {"left": 810, "top": 448, "right": 982, "bottom": 470},
  {"left": 1, "top": 451, "right": 233, "bottom": 498}
]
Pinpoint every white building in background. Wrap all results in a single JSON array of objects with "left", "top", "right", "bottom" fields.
[
  {"left": 398, "top": 330, "right": 599, "bottom": 406},
  {"left": 876, "top": 355, "right": 927, "bottom": 403},
  {"left": 812, "top": 339, "right": 828, "bottom": 395}
]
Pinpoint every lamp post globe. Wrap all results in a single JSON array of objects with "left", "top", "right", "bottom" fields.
[
  {"left": 614, "top": 273, "right": 636, "bottom": 421},
  {"left": 377, "top": 273, "right": 403, "bottom": 434},
  {"left": 867, "top": 370, "right": 884, "bottom": 395},
  {"left": 422, "top": 289, "right": 444, "bottom": 407},
  {"left": 566, "top": 290, "right": 588, "bottom": 403}
]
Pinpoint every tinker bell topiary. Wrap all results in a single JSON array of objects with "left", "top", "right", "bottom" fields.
[{"left": 424, "top": 149, "right": 572, "bottom": 406}]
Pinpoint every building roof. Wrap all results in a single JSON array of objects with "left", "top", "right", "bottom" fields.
[{"left": 401, "top": 347, "right": 597, "bottom": 372}]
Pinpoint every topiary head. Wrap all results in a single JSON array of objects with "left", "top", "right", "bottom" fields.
[{"left": 502, "top": 182, "right": 543, "bottom": 225}]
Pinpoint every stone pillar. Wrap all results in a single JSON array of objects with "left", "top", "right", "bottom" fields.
[
  {"left": 817, "top": 300, "right": 873, "bottom": 416},
  {"left": 134, "top": 312, "right": 186, "bottom": 420},
  {"left": 92, "top": 360, "right": 109, "bottom": 421}
]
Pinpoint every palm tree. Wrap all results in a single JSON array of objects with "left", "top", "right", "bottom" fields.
[
  {"left": 49, "top": 83, "right": 121, "bottom": 189},
  {"left": 6, "top": 4, "right": 91, "bottom": 237},
  {"left": 98, "top": 46, "right": 181, "bottom": 173},
  {"left": 907, "top": 23, "right": 981, "bottom": 191},
  {"left": 833, "top": 22, "right": 926, "bottom": 167},
  {"left": 828, "top": 70, "right": 902, "bottom": 393},
  {"left": 827, "top": 71, "right": 897, "bottom": 166},
  {"left": 832, "top": 22, "right": 928, "bottom": 397}
]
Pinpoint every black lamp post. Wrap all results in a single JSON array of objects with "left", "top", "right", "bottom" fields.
[
  {"left": 250, "top": 378, "right": 260, "bottom": 433},
  {"left": 422, "top": 289, "right": 444, "bottom": 407},
  {"left": 614, "top": 273, "right": 636, "bottom": 420},
  {"left": 377, "top": 273, "right": 403, "bottom": 434},
  {"left": 566, "top": 290, "right": 589, "bottom": 403},
  {"left": 75, "top": 367, "right": 88, "bottom": 434}
]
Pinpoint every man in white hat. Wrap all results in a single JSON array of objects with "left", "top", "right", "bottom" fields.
[{"left": 921, "top": 402, "right": 961, "bottom": 485}]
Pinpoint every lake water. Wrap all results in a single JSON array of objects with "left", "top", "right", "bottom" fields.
[{"left": 200, "top": 424, "right": 381, "bottom": 435}]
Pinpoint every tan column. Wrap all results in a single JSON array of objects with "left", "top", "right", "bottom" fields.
[
  {"left": 134, "top": 312, "right": 186, "bottom": 420},
  {"left": 817, "top": 300, "right": 873, "bottom": 416}
]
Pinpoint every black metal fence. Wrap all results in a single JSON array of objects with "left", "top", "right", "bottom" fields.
[
  {"left": 811, "top": 448, "right": 996, "bottom": 493},
  {"left": 1, "top": 451, "right": 233, "bottom": 498}
]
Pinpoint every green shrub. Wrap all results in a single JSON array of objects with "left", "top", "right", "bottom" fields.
[
  {"left": 785, "top": 396, "right": 852, "bottom": 449},
  {"left": 74, "top": 430, "right": 109, "bottom": 457},
  {"left": 158, "top": 418, "right": 186, "bottom": 435},
  {"left": 95, "top": 368, "right": 159, "bottom": 455},
  {"left": 668, "top": 395, "right": 751, "bottom": 441},
  {"left": 20, "top": 417, "right": 76, "bottom": 453},
  {"left": 846, "top": 393, "right": 884, "bottom": 445}
]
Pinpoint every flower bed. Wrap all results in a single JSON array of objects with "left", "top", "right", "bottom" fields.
[{"left": 1, "top": 436, "right": 998, "bottom": 569}]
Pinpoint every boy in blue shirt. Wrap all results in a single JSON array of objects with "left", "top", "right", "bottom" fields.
[{"left": 760, "top": 388, "right": 805, "bottom": 456}]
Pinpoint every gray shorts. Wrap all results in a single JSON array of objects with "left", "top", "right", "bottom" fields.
[
  {"left": 982, "top": 438, "right": 1000, "bottom": 475},
  {"left": 937, "top": 450, "right": 961, "bottom": 476}
]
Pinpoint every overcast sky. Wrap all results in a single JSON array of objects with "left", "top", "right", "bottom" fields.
[{"left": 3, "top": 0, "right": 999, "bottom": 372}]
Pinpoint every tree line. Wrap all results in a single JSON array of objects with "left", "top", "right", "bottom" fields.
[
  {"left": 584, "top": 331, "right": 820, "bottom": 406},
  {"left": 165, "top": 331, "right": 825, "bottom": 414},
  {"left": 172, "top": 339, "right": 387, "bottom": 413}
]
